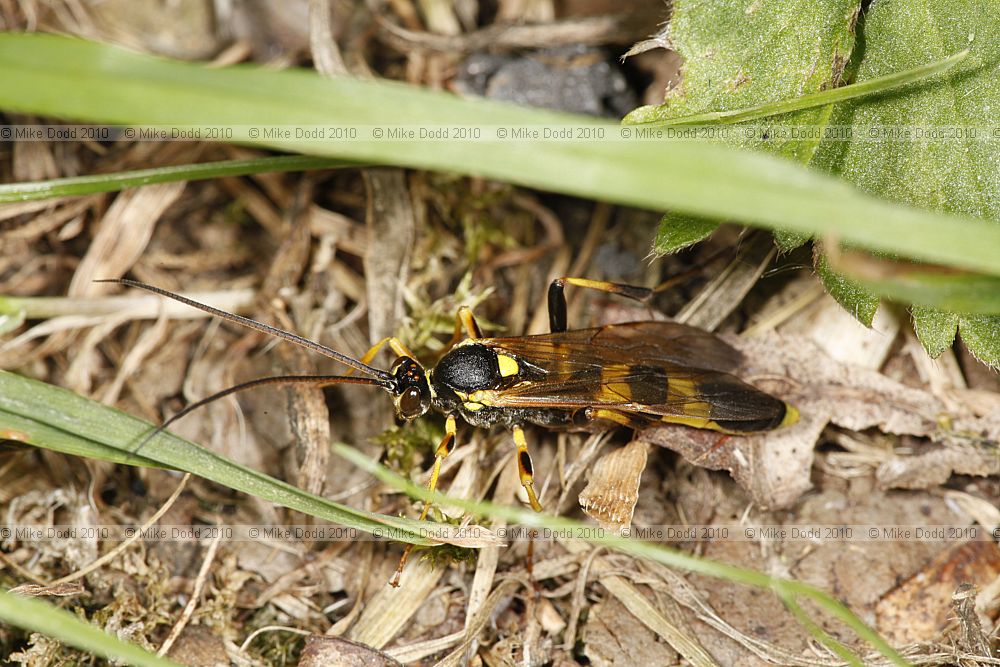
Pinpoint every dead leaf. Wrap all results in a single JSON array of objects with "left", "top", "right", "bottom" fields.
[
  {"left": 69, "top": 182, "right": 186, "bottom": 297},
  {"left": 642, "top": 332, "right": 1000, "bottom": 508},
  {"left": 579, "top": 440, "right": 648, "bottom": 531},
  {"left": 876, "top": 441, "right": 999, "bottom": 489},
  {"left": 581, "top": 596, "right": 678, "bottom": 667},
  {"left": 299, "top": 635, "right": 403, "bottom": 667},
  {"left": 875, "top": 541, "right": 1000, "bottom": 644}
]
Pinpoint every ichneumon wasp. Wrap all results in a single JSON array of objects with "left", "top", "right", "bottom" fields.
[{"left": 101, "top": 276, "right": 798, "bottom": 585}]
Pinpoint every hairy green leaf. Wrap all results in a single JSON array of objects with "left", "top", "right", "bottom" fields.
[
  {"left": 627, "top": 0, "right": 858, "bottom": 252},
  {"left": 814, "top": 0, "right": 1000, "bottom": 361}
]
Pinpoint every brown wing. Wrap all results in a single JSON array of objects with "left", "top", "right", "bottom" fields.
[
  {"left": 479, "top": 323, "right": 785, "bottom": 431},
  {"left": 484, "top": 321, "right": 743, "bottom": 374},
  {"left": 491, "top": 363, "right": 784, "bottom": 421}
]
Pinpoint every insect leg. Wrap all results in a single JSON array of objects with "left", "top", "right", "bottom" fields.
[
  {"left": 512, "top": 425, "right": 543, "bottom": 512},
  {"left": 344, "top": 337, "right": 417, "bottom": 376},
  {"left": 390, "top": 414, "right": 458, "bottom": 587},
  {"left": 417, "top": 414, "right": 458, "bottom": 521},
  {"left": 547, "top": 277, "right": 653, "bottom": 332},
  {"left": 440, "top": 306, "right": 484, "bottom": 353},
  {"left": 456, "top": 306, "right": 483, "bottom": 339}
]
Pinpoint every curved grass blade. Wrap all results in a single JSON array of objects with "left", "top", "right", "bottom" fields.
[
  {"left": 829, "top": 251, "right": 1000, "bottom": 314},
  {"left": 0, "top": 155, "right": 357, "bottom": 203},
  {"left": 332, "top": 443, "right": 912, "bottom": 667},
  {"left": 776, "top": 589, "right": 863, "bottom": 667},
  {"left": 0, "top": 34, "right": 997, "bottom": 277},
  {"left": 625, "top": 50, "right": 970, "bottom": 126},
  {"left": 0, "top": 590, "right": 180, "bottom": 667},
  {"left": 0, "top": 371, "right": 495, "bottom": 548}
]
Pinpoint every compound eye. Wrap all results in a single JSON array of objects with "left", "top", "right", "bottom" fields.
[{"left": 398, "top": 386, "right": 424, "bottom": 419}]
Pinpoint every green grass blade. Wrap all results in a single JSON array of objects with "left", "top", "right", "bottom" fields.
[
  {"left": 0, "top": 155, "right": 357, "bottom": 203},
  {"left": 0, "top": 34, "right": 998, "bottom": 276},
  {"left": 333, "top": 443, "right": 912, "bottom": 667},
  {"left": 0, "top": 371, "right": 486, "bottom": 548},
  {"left": 626, "top": 50, "right": 969, "bottom": 126},
  {"left": 0, "top": 590, "right": 180, "bottom": 667},
  {"left": 830, "top": 253, "right": 1000, "bottom": 314},
  {"left": 776, "top": 590, "right": 864, "bottom": 667}
]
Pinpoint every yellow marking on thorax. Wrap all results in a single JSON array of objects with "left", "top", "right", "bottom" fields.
[
  {"left": 468, "top": 390, "right": 499, "bottom": 405},
  {"left": 463, "top": 401, "right": 485, "bottom": 411},
  {"left": 497, "top": 354, "right": 520, "bottom": 378}
]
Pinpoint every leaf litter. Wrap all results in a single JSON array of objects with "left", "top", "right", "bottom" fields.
[{"left": 0, "top": 1, "right": 998, "bottom": 665}]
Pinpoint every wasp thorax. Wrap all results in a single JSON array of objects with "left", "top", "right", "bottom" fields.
[
  {"left": 433, "top": 344, "right": 501, "bottom": 392},
  {"left": 390, "top": 356, "right": 431, "bottom": 420}
]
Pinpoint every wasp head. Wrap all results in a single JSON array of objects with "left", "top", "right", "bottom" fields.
[{"left": 389, "top": 356, "right": 431, "bottom": 420}]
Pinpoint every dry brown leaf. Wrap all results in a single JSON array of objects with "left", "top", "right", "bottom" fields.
[
  {"left": 378, "top": 12, "right": 660, "bottom": 54},
  {"left": 0, "top": 198, "right": 72, "bottom": 223},
  {"left": 264, "top": 218, "right": 331, "bottom": 498},
  {"left": 792, "top": 487, "right": 962, "bottom": 621},
  {"left": 579, "top": 440, "right": 648, "bottom": 531},
  {"left": 348, "top": 452, "right": 487, "bottom": 649},
  {"left": 875, "top": 541, "right": 1000, "bottom": 644},
  {"left": 363, "top": 169, "right": 414, "bottom": 343},
  {"left": 464, "top": 456, "right": 519, "bottom": 660},
  {"left": 733, "top": 332, "right": 1000, "bottom": 444},
  {"left": 12, "top": 138, "right": 58, "bottom": 181},
  {"left": 876, "top": 442, "right": 999, "bottom": 489},
  {"left": 236, "top": 541, "right": 303, "bottom": 585},
  {"left": 643, "top": 332, "right": 999, "bottom": 509},
  {"left": 69, "top": 182, "right": 186, "bottom": 297},
  {"left": 3, "top": 196, "right": 98, "bottom": 242},
  {"left": 674, "top": 232, "right": 775, "bottom": 331},
  {"left": 786, "top": 293, "right": 901, "bottom": 370},
  {"left": 581, "top": 596, "right": 679, "bottom": 667}
]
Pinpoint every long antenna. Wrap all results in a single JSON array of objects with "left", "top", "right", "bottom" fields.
[
  {"left": 131, "top": 374, "right": 386, "bottom": 455},
  {"left": 97, "top": 278, "right": 393, "bottom": 381}
]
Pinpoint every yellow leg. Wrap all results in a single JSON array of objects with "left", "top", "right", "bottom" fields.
[
  {"left": 346, "top": 336, "right": 417, "bottom": 376},
  {"left": 390, "top": 414, "right": 458, "bottom": 587},
  {"left": 548, "top": 277, "right": 652, "bottom": 332},
  {"left": 457, "top": 306, "right": 482, "bottom": 339},
  {"left": 441, "top": 306, "right": 484, "bottom": 354},
  {"left": 512, "top": 425, "right": 543, "bottom": 512},
  {"left": 417, "top": 414, "right": 457, "bottom": 521},
  {"left": 557, "top": 277, "right": 653, "bottom": 298}
]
